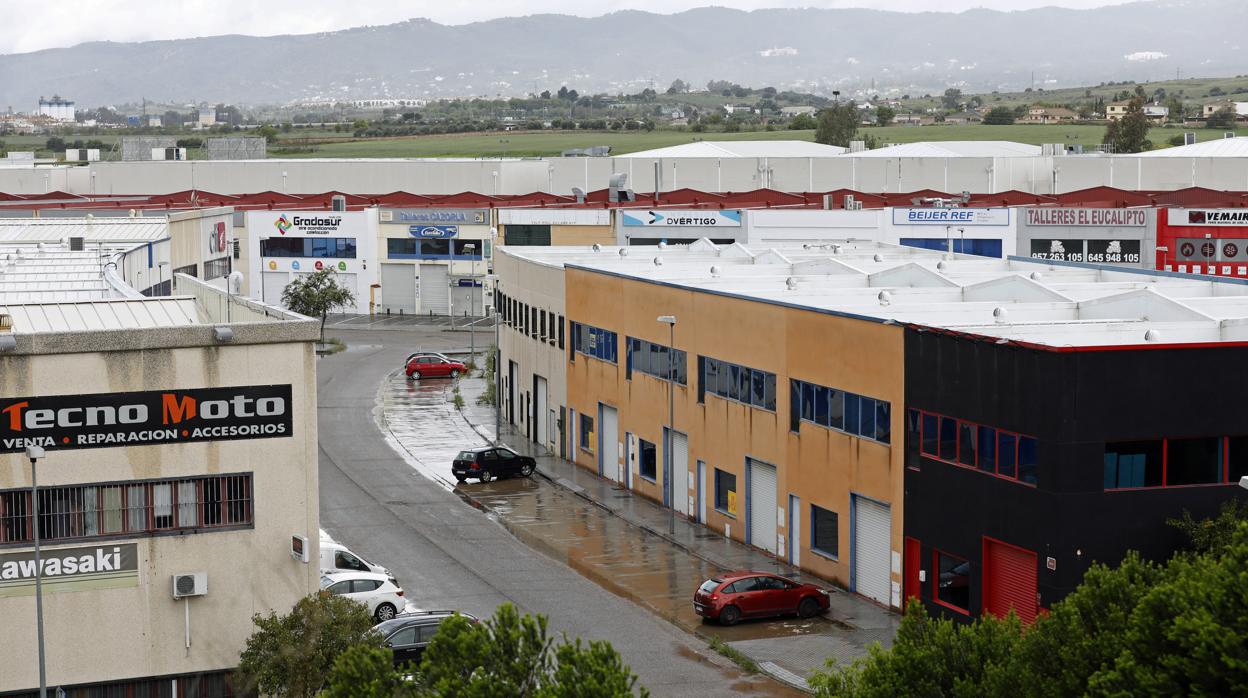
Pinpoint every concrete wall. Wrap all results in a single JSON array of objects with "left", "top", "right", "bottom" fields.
[
  {"left": 2, "top": 155, "right": 1246, "bottom": 197},
  {"left": 0, "top": 337, "right": 320, "bottom": 691},
  {"left": 495, "top": 250, "right": 568, "bottom": 456},
  {"left": 562, "top": 267, "right": 906, "bottom": 605}
]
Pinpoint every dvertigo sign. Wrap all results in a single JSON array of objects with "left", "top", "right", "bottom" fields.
[
  {"left": 0, "top": 385, "right": 293, "bottom": 453},
  {"left": 621, "top": 210, "right": 742, "bottom": 227},
  {"left": 0, "top": 543, "right": 139, "bottom": 597},
  {"left": 892, "top": 208, "right": 1011, "bottom": 226},
  {"left": 1025, "top": 208, "right": 1147, "bottom": 227}
]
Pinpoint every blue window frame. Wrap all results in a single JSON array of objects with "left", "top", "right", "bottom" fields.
[
  {"left": 698, "top": 357, "right": 776, "bottom": 411},
  {"left": 789, "top": 379, "right": 891, "bottom": 445}
]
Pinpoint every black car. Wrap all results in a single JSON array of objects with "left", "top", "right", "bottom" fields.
[
  {"left": 452, "top": 446, "right": 536, "bottom": 483},
  {"left": 373, "top": 611, "right": 479, "bottom": 668}
]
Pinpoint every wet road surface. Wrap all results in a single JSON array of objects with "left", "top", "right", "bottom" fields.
[
  {"left": 380, "top": 371, "right": 836, "bottom": 654},
  {"left": 317, "top": 328, "right": 801, "bottom": 696}
]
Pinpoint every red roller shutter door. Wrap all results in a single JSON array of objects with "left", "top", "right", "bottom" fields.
[{"left": 983, "top": 538, "right": 1038, "bottom": 624}]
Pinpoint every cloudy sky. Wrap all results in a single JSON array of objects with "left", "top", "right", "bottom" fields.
[{"left": 6, "top": 0, "right": 1134, "bottom": 55}]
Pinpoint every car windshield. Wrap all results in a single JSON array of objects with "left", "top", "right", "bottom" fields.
[
  {"left": 698, "top": 578, "right": 721, "bottom": 594},
  {"left": 456, "top": 451, "right": 479, "bottom": 461},
  {"left": 319, "top": 575, "right": 334, "bottom": 589}
]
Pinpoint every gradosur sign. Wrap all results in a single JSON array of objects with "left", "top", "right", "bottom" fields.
[{"left": 0, "top": 385, "right": 293, "bottom": 453}]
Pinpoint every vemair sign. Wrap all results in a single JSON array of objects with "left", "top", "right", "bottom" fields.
[
  {"left": 892, "top": 208, "right": 1011, "bottom": 226},
  {"left": 621, "top": 210, "right": 742, "bottom": 227},
  {"left": 1170, "top": 209, "right": 1248, "bottom": 226},
  {"left": 1025, "top": 208, "right": 1147, "bottom": 227},
  {"left": 0, "top": 543, "right": 138, "bottom": 597},
  {"left": 0, "top": 384, "right": 293, "bottom": 453}
]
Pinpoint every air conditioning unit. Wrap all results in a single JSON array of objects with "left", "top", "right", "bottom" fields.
[
  {"left": 68, "top": 236, "right": 84, "bottom": 251},
  {"left": 172, "top": 572, "right": 207, "bottom": 599}
]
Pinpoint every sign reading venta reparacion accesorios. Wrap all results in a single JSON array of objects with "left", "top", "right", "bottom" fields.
[
  {"left": 0, "top": 543, "right": 139, "bottom": 598},
  {"left": 0, "top": 384, "right": 293, "bottom": 454}
]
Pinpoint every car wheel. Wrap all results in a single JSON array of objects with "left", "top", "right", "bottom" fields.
[
  {"left": 375, "top": 603, "right": 397, "bottom": 622},
  {"left": 455, "top": 475, "right": 466, "bottom": 484},
  {"left": 798, "top": 597, "right": 821, "bottom": 619},
  {"left": 450, "top": 369, "right": 460, "bottom": 379},
  {"left": 520, "top": 463, "right": 535, "bottom": 477},
  {"left": 410, "top": 370, "right": 421, "bottom": 380},
  {"left": 718, "top": 605, "right": 742, "bottom": 626},
  {"left": 479, "top": 470, "right": 494, "bottom": 483}
]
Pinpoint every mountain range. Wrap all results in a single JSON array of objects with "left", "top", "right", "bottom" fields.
[{"left": 1, "top": 1, "right": 1243, "bottom": 108}]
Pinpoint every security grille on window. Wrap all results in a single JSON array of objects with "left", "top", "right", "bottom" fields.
[
  {"left": 204, "top": 257, "right": 231, "bottom": 280},
  {"left": 0, "top": 474, "right": 253, "bottom": 546}
]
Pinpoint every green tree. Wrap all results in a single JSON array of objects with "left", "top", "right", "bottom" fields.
[
  {"left": 666, "top": 78, "right": 687, "bottom": 94},
  {"left": 323, "top": 644, "right": 416, "bottom": 698},
  {"left": 789, "top": 112, "right": 817, "bottom": 130},
  {"left": 814, "top": 102, "right": 860, "bottom": 147},
  {"left": 256, "top": 124, "right": 278, "bottom": 143},
  {"left": 1103, "top": 97, "right": 1152, "bottom": 153},
  {"left": 1169, "top": 499, "right": 1248, "bottom": 557},
  {"left": 982, "top": 106, "right": 1016, "bottom": 125},
  {"left": 874, "top": 105, "right": 895, "bottom": 127},
  {"left": 1207, "top": 108, "right": 1237, "bottom": 129},
  {"left": 280, "top": 268, "right": 356, "bottom": 342},
  {"left": 238, "top": 593, "right": 381, "bottom": 698},
  {"left": 941, "top": 88, "right": 964, "bottom": 110},
  {"left": 420, "top": 603, "right": 646, "bottom": 696}
]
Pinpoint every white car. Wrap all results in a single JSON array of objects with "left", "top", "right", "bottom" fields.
[{"left": 321, "top": 571, "right": 405, "bottom": 622}]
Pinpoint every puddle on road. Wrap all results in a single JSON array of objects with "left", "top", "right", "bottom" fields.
[{"left": 377, "top": 370, "right": 835, "bottom": 658}]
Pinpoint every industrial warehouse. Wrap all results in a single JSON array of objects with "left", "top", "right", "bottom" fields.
[
  {"left": 494, "top": 240, "right": 1248, "bottom": 618},
  {"left": 0, "top": 214, "right": 321, "bottom": 696}
]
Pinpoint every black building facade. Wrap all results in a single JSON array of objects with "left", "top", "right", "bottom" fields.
[{"left": 903, "top": 327, "right": 1248, "bottom": 622}]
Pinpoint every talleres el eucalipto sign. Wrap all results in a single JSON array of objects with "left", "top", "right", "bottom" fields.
[{"left": 0, "top": 385, "right": 293, "bottom": 454}]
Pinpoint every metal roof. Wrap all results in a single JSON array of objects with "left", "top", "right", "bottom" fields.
[
  {"left": 0, "top": 217, "right": 167, "bottom": 243},
  {"left": 1137, "top": 136, "right": 1248, "bottom": 158},
  {"left": 1, "top": 297, "right": 200, "bottom": 333},
  {"left": 500, "top": 240, "right": 1248, "bottom": 349},
  {"left": 844, "top": 141, "right": 1042, "bottom": 158},
  {"left": 620, "top": 141, "right": 848, "bottom": 159}
]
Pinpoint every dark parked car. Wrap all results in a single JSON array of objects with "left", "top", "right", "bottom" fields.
[
  {"left": 405, "top": 354, "right": 466, "bottom": 380},
  {"left": 693, "top": 571, "right": 830, "bottom": 625},
  {"left": 372, "top": 611, "right": 479, "bottom": 668},
  {"left": 452, "top": 446, "right": 536, "bottom": 483}
]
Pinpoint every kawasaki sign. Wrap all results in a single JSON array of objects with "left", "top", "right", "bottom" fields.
[
  {"left": 0, "top": 385, "right": 293, "bottom": 453},
  {"left": 0, "top": 543, "right": 139, "bottom": 597}
]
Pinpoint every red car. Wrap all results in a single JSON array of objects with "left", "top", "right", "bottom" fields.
[
  {"left": 693, "top": 571, "right": 829, "bottom": 625},
  {"left": 405, "top": 354, "right": 466, "bottom": 380}
]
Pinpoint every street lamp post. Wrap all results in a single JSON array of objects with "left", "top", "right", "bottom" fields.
[
  {"left": 27, "top": 445, "right": 47, "bottom": 698},
  {"left": 464, "top": 243, "right": 477, "bottom": 365},
  {"left": 657, "top": 315, "right": 677, "bottom": 535}
]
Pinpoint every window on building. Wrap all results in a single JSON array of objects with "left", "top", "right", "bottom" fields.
[
  {"left": 702, "top": 357, "right": 775, "bottom": 411},
  {"left": 578, "top": 414, "right": 594, "bottom": 453},
  {"left": 1166, "top": 437, "right": 1222, "bottom": 486},
  {"left": 570, "top": 321, "right": 618, "bottom": 363},
  {"left": 540, "top": 311, "right": 547, "bottom": 341},
  {"left": 915, "top": 410, "right": 1035, "bottom": 486},
  {"left": 714, "top": 469, "right": 736, "bottom": 515},
  {"left": 790, "top": 379, "right": 889, "bottom": 444},
  {"left": 810, "top": 505, "right": 838, "bottom": 559},
  {"left": 934, "top": 550, "right": 971, "bottom": 613},
  {"left": 1, "top": 474, "right": 253, "bottom": 546},
  {"left": 626, "top": 337, "right": 688, "bottom": 384},
  {"left": 504, "top": 225, "right": 552, "bottom": 246},
  {"left": 388, "top": 238, "right": 419, "bottom": 257},
  {"left": 1230, "top": 437, "right": 1248, "bottom": 482},
  {"left": 639, "top": 439, "right": 657, "bottom": 481},
  {"left": 958, "top": 422, "right": 977, "bottom": 467},
  {"left": 922, "top": 413, "right": 939, "bottom": 457},
  {"left": 1103, "top": 440, "right": 1164, "bottom": 489},
  {"left": 203, "top": 257, "right": 230, "bottom": 280},
  {"left": 1017, "top": 436, "right": 1039, "bottom": 485},
  {"left": 261, "top": 237, "right": 357, "bottom": 258},
  {"left": 939, "top": 416, "right": 958, "bottom": 462},
  {"left": 557, "top": 316, "right": 565, "bottom": 350},
  {"left": 530, "top": 307, "right": 538, "bottom": 339}
]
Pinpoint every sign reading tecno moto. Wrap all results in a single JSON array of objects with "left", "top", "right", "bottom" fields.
[
  {"left": 0, "top": 543, "right": 139, "bottom": 597},
  {"left": 621, "top": 210, "right": 742, "bottom": 227},
  {"left": 0, "top": 385, "right": 293, "bottom": 453},
  {"left": 1025, "top": 208, "right": 1147, "bottom": 227},
  {"left": 892, "top": 208, "right": 1011, "bottom": 226}
]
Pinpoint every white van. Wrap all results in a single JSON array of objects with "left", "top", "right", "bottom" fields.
[{"left": 320, "top": 541, "right": 389, "bottom": 576}]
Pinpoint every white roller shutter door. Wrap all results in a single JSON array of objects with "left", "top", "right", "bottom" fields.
[
  {"left": 420, "top": 264, "right": 449, "bottom": 315},
  {"left": 261, "top": 271, "right": 288, "bottom": 305},
  {"left": 853, "top": 495, "right": 892, "bottom": 605},
  {"left": 380, "top": 263, "right": 416, "bottom": 314},
  {"left": 671, "top": 431, "right": 689, "bottom": 516},
  {"left": 748, "top": 458, "right": 778, "bottom": 555},
  {"left": 600, "top": 405, "right": 619, "bottom": 482},
  {"left": 535, "top": 376, "right": 548, "bottom": 450}
]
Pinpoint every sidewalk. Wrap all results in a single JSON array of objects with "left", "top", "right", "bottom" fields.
[{"left": 456, "top": 376, "right": 898, "bottom": 689}]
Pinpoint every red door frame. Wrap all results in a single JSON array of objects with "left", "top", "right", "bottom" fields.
[{"left": 903, "top": 536, "right": 921, "bottom": 607}]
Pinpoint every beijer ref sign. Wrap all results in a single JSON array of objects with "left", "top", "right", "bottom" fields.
[{"left": 0, "top": 384, "right": 293, "bottom": 453}]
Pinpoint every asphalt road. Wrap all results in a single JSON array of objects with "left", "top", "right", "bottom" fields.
[{"left": 316, "top": 327, "right": 783, "bottom": 696}]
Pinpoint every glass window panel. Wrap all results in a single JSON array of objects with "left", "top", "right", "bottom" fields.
[
  {"left": 977, "top": 427, "right": 997, "bottom": 473},
  {"left": 814, "top": 386, "right": 830, "bottom": 426},
  {"left": 640, "top": 439, "right": 657, "bottom": 480},
  {"left": 844, "top": 394, "right": 860, "bottom": 437},
  {"left": 764, "top": 374, "right": 776, "bottom": 411},
  {"left": 811, "top": 505, "right": 838, "bottom": 557},
  {"left": 752, "top": 371, "right": 766, "bottom": 408},
  {"left": 177, "top": 481, "right": 198, "bottom": 527},
  {"left": 1165, "top": 437, "right": 1221, "bottom": 486},
  {"left": 126, "top": 484, "right": 147, "bottom": 532},
  {"left": 82, "top": 486, "right": 99, "bottom": 536},
  {"left": 675, "top": 350, "right": 688, "bottom": 386},
  {"left": 958, "top": 422, "right": 977, "bottom": 467},
  {"left": 921, "top": 413, "right": 939, "bottom": 456},
  {"left": 998, "top": 433, "right": 1017, "bottom": 478},
  {"left": 738, "top": 366, "right": 751, "bottom": 403},
  {"left": 728, "top": 365, "right": 740, "bottom": 401},
  {"left": 715, "top": 360, "right": 730, "bottom": 397},
  {"left": 1229, "top": 437, "right": 1248, "bottom": 483},
  {"left": 828, "top": 390, "right": 844, "bottom": 431},
  {"left": 936, "top": 552, "right": 970, "bottom": 612},
  {"left": 579, "top": 414, "right": 595, "bottom": 453},
  {"left": 939, "top": 416, "right": 958, "bottom": 461},
  {"left": 101, "top": 486, "right": 123, "bottom": 533},
  {"left": 859, "top": 397, "right": 875, "bottom": 439},
  {"left": 654, "top": 344, "right": 668, "bottom": 378},
  {"left": 715, "top": 469, "right": 736, "bottom": 512},
  {"left": 1017, "top": 436, "right": 1038, "bottom": 485},
  {"left": 152, "top": 483, "right": 173, "bottom": 529},
  {"left": 875, "top": 401, "right": 890, "bottom": 444},
  {"left": 801, "top": 382, "right": 815, "bottom": 421},
  {"left": 789, "top": 380, "right": 801, "bottom": 432}
]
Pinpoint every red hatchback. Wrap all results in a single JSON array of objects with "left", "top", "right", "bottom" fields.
[
  {"left": 693, "top": 571, "right": 829, "bottom": 625},
  {"left": 405, "top": 354, "right": 466, "bottom": 380}
]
